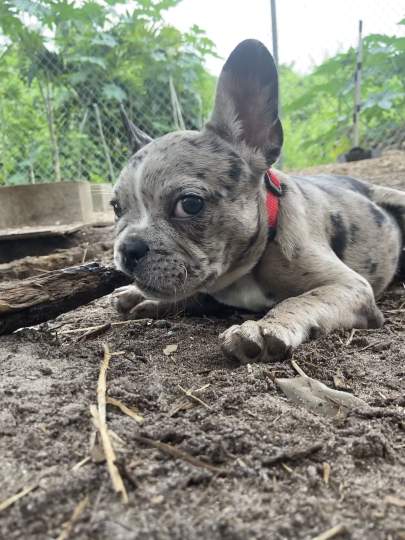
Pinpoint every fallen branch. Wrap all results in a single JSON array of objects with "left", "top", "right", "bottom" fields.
[{"left": 0, "top": 262, "right": 131, "bottom": 335}]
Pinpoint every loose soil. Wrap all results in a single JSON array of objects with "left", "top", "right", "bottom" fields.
[{"left": 1, "top": 152, "right": 405, "bottom": 540}]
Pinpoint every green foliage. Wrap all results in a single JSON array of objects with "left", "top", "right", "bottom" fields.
[
  {"left": 281, "top": 20, "right": 405, "bottom": 169},
  {"left": 1, "top": 1, "right": 404, "bottom": 181},
  {"left": 0, "top": 0, "right": 216, "bottom": 184}
]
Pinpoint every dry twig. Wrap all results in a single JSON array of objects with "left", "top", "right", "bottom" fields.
[
  {"left": 345, "top": 329, "right": 356, "bottom": 346},
  {"left": 107, "top": 396, "right": 144, "bottom": 424},
  {"left": 291, "top": 360, "right": 308, "bottom": 378},
  {"left": 311, "top": 524, "right": 347, "bottom": 540},
  {"left": 135, "top": 435, "right": 226, "bottom": 475},
  {"left": 263, "top": 442, "right": 323, "bottom": 466},
  {"left": 57, "top": 495, "right": 89, "bottom": 540},
  {"left": 93, "top": 344, "right": 128, "bottom": 503},
  {"left": 323, "top": 462, "right": 331, "bottom": 485},
  {"left": 71, "top": 456, "right": 91, "bottom": 471},
  {"left": 350, "top": 406, "right": 405, "bottom": 420},
  {"left": 0, "top": 484, "right": 37, "bottom": 513},
  {"left": 59, "top": 319, "right": 151, "bottom": 335},
  {"left": 178, "top": 384, "right": 211, "bottom": 410},
  {"left": 76, "top": 323, "right": 111, "bottom": 342}
]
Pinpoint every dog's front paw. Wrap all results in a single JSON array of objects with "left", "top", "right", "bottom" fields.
[
  {"left": 111, "top": 285, "right": 146, "bottom": 317},
  {"left": 219, "top": 320, "right": 292, "bottom": 363},
  {"left": 111, "top": 286, "right": 179, "bottom": 320}
]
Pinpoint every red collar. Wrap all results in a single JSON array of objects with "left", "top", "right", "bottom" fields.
[{"left": 265, "top": 168, "right": 282, "bottom": 240}]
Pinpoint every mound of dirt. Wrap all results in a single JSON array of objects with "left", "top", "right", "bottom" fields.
[
  {"left": 291, "top": 149, "right": 405, "bottom": 190},
  {"left": 1, "top": 153, "right": 404, "bottom": 540}
]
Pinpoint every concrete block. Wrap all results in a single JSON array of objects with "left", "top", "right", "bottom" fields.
[
  {"left": 90, "top": 183, "right": 113, "bottom": 213},
  {"left": 0, "top": 181, "right": 93, "bottom": 228}
]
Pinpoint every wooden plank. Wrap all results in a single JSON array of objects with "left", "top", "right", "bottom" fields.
[{"left": 0, "top": 224, "right": 84, "bottom": 241}]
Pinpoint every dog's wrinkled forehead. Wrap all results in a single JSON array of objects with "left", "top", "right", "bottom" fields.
[{"left": 116, "top": 129, "right": 255, "bottom": 199}]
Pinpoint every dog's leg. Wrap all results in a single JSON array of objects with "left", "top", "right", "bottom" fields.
[
  {"left": 112, "top": 285, "right": 230, "bottom": 319},
  {"left": 219, "top": 256, "right": 384, "bottom": 363}
]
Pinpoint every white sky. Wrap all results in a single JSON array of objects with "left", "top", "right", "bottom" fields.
[{"left": 165, "top": 0, "right": 405, "bottom": 74}]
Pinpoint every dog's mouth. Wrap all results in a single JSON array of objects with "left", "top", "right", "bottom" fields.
[{"left": 133, "top": 272, "right": 218, "bottom": 302}]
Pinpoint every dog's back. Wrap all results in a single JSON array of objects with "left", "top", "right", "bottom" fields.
[{"left": 284, "top": 173, "right": 405, "bottom": 296}]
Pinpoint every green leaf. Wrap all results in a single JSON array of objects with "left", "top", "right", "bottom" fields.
[
  {"left": 102, "top": 83, "right": 127, "bottom": 102},
  {"left": 91, "top": 34, "right": 118, "bottom": 48},
  {"left": 70, "top": 55, "right": 107, "bottom": 69}
]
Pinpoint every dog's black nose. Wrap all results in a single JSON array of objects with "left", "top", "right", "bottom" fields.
[{"left": 122, "top": 237, "right": 150, "bottom": 271}]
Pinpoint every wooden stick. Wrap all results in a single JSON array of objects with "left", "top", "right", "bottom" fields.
[
  {"left": 0, "top": 262, "right": 131, "bottom": 335},
  {"left": 93, "top": 345, "right": 128, "bottom": 503}
]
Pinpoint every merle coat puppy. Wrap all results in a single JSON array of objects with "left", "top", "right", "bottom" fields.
[{"left": 111, "top": 39, "right": 405, "bottom": 363}]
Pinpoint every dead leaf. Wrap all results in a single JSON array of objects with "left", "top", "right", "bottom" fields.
[
  {"left": 163, "top": 344, "right": 178, "bottom": 356},
  {"left": 276, "top": 375, "right": 366, "bottom": 417}
]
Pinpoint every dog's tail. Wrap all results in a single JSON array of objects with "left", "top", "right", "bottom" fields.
[{"left": 370, "top": 184, "right": 405, "bottom": 277}]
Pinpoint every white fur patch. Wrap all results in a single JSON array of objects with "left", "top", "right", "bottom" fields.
[
  {"left": 132, "top": 160, "right": 150, "bottom": 229},
  {"left": 212, "top": 273, "right": 276, "bottom": 311}
]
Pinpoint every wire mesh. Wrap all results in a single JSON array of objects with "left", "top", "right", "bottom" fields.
[{"left": 0, "top": 2, "right": 210, "bottom": 185}]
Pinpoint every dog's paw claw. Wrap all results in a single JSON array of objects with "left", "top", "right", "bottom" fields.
[
  {"left": 111, "top": 285, "right": 145, "bottom": 316},
  {"left": 219, "top": 321, "right": 290, "bottom": 363}
]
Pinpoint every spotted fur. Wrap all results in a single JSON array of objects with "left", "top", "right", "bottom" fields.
[{"left": 112, "top": 39, "right": 405, "bottom": 363}]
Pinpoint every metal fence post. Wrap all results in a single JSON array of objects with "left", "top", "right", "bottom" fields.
[
  {"left": 270, "top": 0, "right": 282, "bottom": 168},
  {"left": 353, "top": 20, "right": 364, "bottom": 148}
]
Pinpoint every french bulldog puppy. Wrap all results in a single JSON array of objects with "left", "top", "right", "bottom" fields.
[{"left": 111, "top": 39, "right": 405, "bottom": 363}]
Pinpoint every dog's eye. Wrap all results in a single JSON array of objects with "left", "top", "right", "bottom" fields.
[
  {"left": 174, "top": 196, "right": 204, "bottom": 218},
  {"left": 110, "top": 199, "right": 123, "bottom": 218}
]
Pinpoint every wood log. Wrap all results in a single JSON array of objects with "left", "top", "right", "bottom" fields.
[
  {"left": 0, "top": 243, "right": 113, "bottom": 281},
  {"left": 0, "top": 262, "right": 132, "bottom": 335}
]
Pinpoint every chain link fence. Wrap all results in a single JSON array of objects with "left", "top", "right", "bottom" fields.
[{"left": 0, "top": 1, "right": 214, "bottom": 186}]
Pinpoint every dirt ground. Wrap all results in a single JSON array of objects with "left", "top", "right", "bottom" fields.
[{"left": 1, "top": 152, "right": 405, "bottom": 540}]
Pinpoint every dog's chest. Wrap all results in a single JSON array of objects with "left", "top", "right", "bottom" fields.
[{"left": 212, "top": 273, "right": 276, "bottom": 312}]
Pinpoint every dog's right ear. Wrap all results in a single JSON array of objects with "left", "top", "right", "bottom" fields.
[
  {"left": 120, "top": 105, "right": 153, "bottom": 154},
  {"left": 207, "top": 39, "right": 283, "bottom": 167}
]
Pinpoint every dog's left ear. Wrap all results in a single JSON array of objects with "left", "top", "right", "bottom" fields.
[
  {"left": 120, "top": 105, "right": 153, "bottom": 154},
  {"left": 207, "top": 39, "right": 283, "bottom": 166}
]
